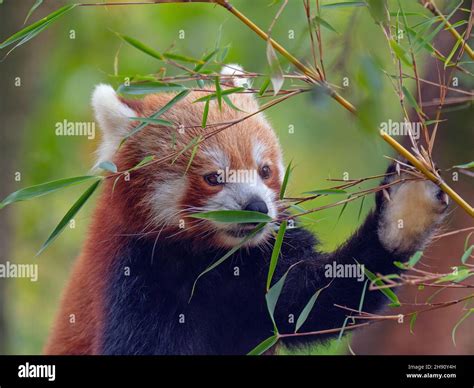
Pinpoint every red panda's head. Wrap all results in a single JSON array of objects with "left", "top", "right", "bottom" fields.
[{"left": 92, "top": 65, "right": 284, "bottom": 249}]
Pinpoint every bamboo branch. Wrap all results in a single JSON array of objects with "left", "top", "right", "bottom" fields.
[
  {"left": 420, "top": 0, "right": 474, "bottom": 60},
  {"left": 77, "top": 0, "right": 472, "bottom": 217}
]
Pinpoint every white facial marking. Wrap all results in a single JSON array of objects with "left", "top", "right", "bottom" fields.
[
  {"left": 202, "top": 147, "right": 229, "bottom": 170},
  {"left": 147, "top": 175, "right": 187, "bottom": 229}
]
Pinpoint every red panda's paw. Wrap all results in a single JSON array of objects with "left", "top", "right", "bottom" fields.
[{"left": 376, "top": 164, "right": 449, "bottom": 255}]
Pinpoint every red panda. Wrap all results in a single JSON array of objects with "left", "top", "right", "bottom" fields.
[{"left": 44, "top": 65, "right": 448, "bottom": 355}]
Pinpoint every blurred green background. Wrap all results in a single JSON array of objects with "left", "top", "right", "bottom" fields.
[{"left": 0, "top": 0, "right": 472, "bottom": 355}]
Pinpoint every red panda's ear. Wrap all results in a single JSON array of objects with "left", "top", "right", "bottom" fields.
[
  {"left": 221, "top": 63, "right": 250, "bottom": 88},
  {"left": 91, "top": 84, "right": 137, "bottom": 165}
]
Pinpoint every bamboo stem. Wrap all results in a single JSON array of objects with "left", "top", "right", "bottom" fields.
[
  {"left": 380, "top": 130, "right": 474, "bottom": 217},
  {"left": 420, "top": 0, "right": 474, "bottom": 60},
  {"left": 216, "top": 0, "right": 473, "bottom": 218}
]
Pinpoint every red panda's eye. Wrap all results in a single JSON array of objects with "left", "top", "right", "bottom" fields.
[
  {"left": 260, "top": 165, "right": 272, "bottom": 180},
  {"left": 204, "top": 172, "right": 223, "bottom": 186}
]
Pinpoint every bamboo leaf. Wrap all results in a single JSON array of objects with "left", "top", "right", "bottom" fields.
[
  {"left": 193, "top": 87, "right": 244, "bottom": 103},
  {"left": 453, "top": 161, "right": 474, "bottom": 169},
  {"left": 364, "top": 267, "right": 401, "bottom": 306},
  {"left": 189, "top": 210, "right": 272, "bottom": 224},
  {"left": 390, "top": 39, "right": 413, "bottom": 67},
  {"left": 461, "top": 245, "right": 474, "bottom": 264},
  {"left": 408, "top": 250, "right": 423, "bottom": 267},
  {"left": 279, "top": 161, "right": 292, "bottom": 200},
  {"left": 402, "top": 86, "right": 421, "bottom": 113},
  {"left": 304, "top": 189, "right": 347, "bottom": 195},
  {"left": 266, "top": 41, "right": 284, "bottom": 95},
  {"left": 215, "top": 76, "right": 222, "bottom": 110},
  {"left": 357, "top": 195, "right": 366, "bottom": 221},
  {"left": 295, "top": 286, "right": 326, "bottom": 332},
  {"left": 128, "top": 116, "right": 174, "bottom": 127},
  {"left": 37, "top": 179, "right": 102, "bottom": 256},
  {"left": 451, "top": 308, "right": 474, "bottom": 346},
  {"left": 24, "top": 0, "right": 44, "bottom": 24},
  {"left": 0, "top": 175, "right": 98, "bottom": 209},
  {"left": 0, "top": 4, "right": 77, "bottom": 51},
  {"left": 116, "top": 33, "right": 164, "bottom": 61},
  {"left": 118, "top": 82, "right": 186, "bottom": 95},
  {"left": 258, "top": 77, "right": 271, "bottom": 96},
  {"left": 409, "top": 313, "right": 418, "bottom": 334},
  {"left": 312, "top": 15, "right": 339, "bottom": 34},
  {"left": 223, "top": 95, "right": 244, "bottom": 112},
  {"left": 201, "top": 100, "right": 210, "bottom": 128},
  {"left": 247, "top": 335, "right": 278, "bottom": 355},
  {"left": 321, "top": 2, "right": 366, "bottom": 9},
  {"left": 189, "top": 223, "right": 266, "bottom": 301},
  {"left": 266, "top": 220, "right": 287, "bottom": 291},
  {"left": 265, "top": 269, "right": 290, "bottom": 327},
  {"left": 97, "top": 161, "right": 117, "bottom": 173},
  {"left": 123, "top": 89, "right": 190, "bottom": 142}
]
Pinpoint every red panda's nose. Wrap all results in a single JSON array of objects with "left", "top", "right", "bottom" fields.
[{"left": 243, "top": 199, "right": 269, "bottom": 215}]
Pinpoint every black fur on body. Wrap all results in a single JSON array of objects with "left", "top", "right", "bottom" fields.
[{"left": 102, "top": 197, "right": 408, "bottom": 355}]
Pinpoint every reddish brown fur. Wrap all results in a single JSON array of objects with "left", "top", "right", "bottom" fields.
[{"left": 45, "top": 89, "right": 283, "bottom": 353}]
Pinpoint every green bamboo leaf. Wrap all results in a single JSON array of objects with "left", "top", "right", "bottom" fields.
[
  {"left": 266, "top": 220, "right": 287, "bottom": 290},
  {"left": 130, "top": 155, "right": 155, "bottom": 171},
  {"left": 128, "top": 116, "right": 174, "bottom": 127},
  {"left": 436, "top": 267, "right": 472, "bottom": 284},
  {"left": 185, "top": 139, "right": 201, "bottom": 174},
  {"left": 123, "top": 89, "right": 190, "bottom": 142},
  {"left": 266, "top": 41, "right": 284, "bottom": 95},
  {"left": 304, "top": 189, "right": 347, "bottom": 195},
  {"left": 189, "top": 210, "right": 272, "bottom": 224},
  {"left": 444, "top": 37, "right": 463, "bottom": 69},
  {"left": 223, "top": 95, "right": 244, "bottom": 112},
  {"left": 37, "top": 179, "right": 102, "bottom": 256},
  {"left": 215, "top": 76, "right": 222, "bottom": 110},
  {"left": 451, "top": 308, "right": 474, "bottom": 346},
  {"left": 171, "top": 136, "right": 201, "bottom": 165},
  {"left": 24, "top": 0, "right": 44, "bottom": 24},
  {"left": 364, "top": 267, "right": 401, "bottom": 306},
  {"left": 201, "top": 100, "right": 210, "bottom": 128},
  {"left": 265, "top": 269, "right": 290, "bottom": 327},
  {"left": 408, "top": 250, "right": 423, "bottom": 267},
  {"left": 337, "top": 198, "right": 350, "bottom": 223},
  {"left": 461, "top": 245, "right": 473, "bottom": 264},
  {"left": 247, "top": 335, "right": 278, "bottom": 355},
  {"left": 0, "top": 4, "right": 77, "bottom": 51},
  {"left": 295, "top": 286, "right": 326, "bottom": 332},
  {"left": 189, "top": 223, "right": 266, "bottom": 302},
  {"left": 258, "top": 77, "right": 271, "bottom": 96},
  {"left": 366, "top": 0, "right": 388, "bottom": 25},
  {"left": 97, "top": 161, "right": 117, "bottom": 173},
  {"left": 453, "top": 161, "right": 474, "bottom": 169},
  {"left": 193, "top": 48, "right": 219, "bottom": 73},
  {"left": 357, "top": 195, "right": 366, "bottom": 221},
  {"left": 279, "top": 161, "right": 292, "bottom": 200},
  {"left": 0, "top": 175, "right": 98, "bottom": 209},
  {"left": 312, "top": 15, "right": 339, "bottom": 34},
  {"left": 409, "top": 312, "right": 418, "bottom": 334},
  {"left": 390, "top": 39, "right": 413, "bottom": 67},
  {"left": 162, "top": 52, "right": 204, "bottom": 64},
  {"left": 118, "top": 82, "right": 186, "bottom": 95},
  {"left": 321, "top": 2, "right": 366, "bottom": 8},
  {"left": 402, "top": 86, "right": 421, "bottom": 113},
  {"left": 193, "top": 87, "right": 244, "bottom": 103},
  {"left": 116, "top": 33, "right": 164, "bottom": 61}
]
